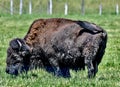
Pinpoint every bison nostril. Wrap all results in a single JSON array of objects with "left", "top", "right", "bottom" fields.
[
  {"left": 14, "top": 69, "right": 18, "bottom": 75},
  {"left": 6, "top": 68, "right": 9, "bottom": 73},
  {"left": 6, "top": 67, "right": 18, "bottom": 75}
]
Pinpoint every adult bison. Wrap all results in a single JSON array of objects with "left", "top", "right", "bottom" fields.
[{"left": 6, "top": 18, "right": 107, "bottom": 78}]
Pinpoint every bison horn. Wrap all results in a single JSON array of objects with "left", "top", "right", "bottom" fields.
[{"left": 17, "top": 40, "right": 22, "bottom": 48}]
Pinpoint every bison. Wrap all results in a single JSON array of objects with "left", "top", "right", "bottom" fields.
[{"left": 6, "top": 18, "right": 107, "bottom": 78}]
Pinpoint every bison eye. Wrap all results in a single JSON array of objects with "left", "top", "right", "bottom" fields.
[
  {"left": 12, "top": 54, "right": 21, "bottom": 61},
  {"left": 12, "top": 54, "right": 19, "bottom": 60},
  {"left": 14, "top": 60, "right": 21, "bottom": 64},
  {"left": 13, "top": 54, "right": 19, "bottom": 58},
  {"left": 13, "top": 57, "right": 23, "bottom": 64}
]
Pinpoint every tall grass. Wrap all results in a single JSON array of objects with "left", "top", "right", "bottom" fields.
[{"left": 0, "top": 14, "right": 120, "bottom": 87}]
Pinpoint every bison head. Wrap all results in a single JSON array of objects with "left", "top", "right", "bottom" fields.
[{"left": 6, "top": 38, "right": 31, "bottom": 75}]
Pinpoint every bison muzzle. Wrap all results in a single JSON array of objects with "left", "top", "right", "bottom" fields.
[{"left": 6, "top": 18, "right": 107, "bottom": 78}]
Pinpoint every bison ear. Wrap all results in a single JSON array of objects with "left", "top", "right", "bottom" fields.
[{"left": 10, "top": 38, "right": 23, "bottom": 50}]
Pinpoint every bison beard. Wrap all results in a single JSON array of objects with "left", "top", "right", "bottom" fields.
[{"left": 6, "top": 18, "right": 107, "bottom": 78}]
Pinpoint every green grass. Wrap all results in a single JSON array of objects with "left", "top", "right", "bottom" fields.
[{"left": 0, "top": 14, "right": 120, "bottom": 87}]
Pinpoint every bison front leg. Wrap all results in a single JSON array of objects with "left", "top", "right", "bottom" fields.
[
  {"left": 60, "top": 67, "right": 70, "bottom": 78},
  {"left": 49, "top": 58, "right": 62, "bottom": 77},
  {"left": 49, "top": 58, "right": 70, "bottom": 78}
]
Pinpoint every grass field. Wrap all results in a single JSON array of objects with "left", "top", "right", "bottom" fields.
[{"left": 0, "top": 14, "right": 120, "bottom": 87}]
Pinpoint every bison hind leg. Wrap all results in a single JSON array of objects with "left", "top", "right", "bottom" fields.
[
  {"left": 84, "top": 47, "right": 99, "bottom": 78},
  {"left": 85, "top": 59, "right": 95, "bottom": 78}
]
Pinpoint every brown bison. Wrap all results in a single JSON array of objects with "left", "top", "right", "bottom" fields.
[{"left": 6, "top": 18, "right": 107, "bottom": 78}]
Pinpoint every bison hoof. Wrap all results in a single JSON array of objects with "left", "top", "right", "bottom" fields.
[
  {"left": 88, "top": 74, "right": 95, "bottom": 78},
  {"left": 88, "top": 70, "right": 96, "bottom": 78}
]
